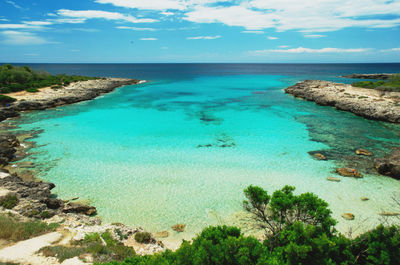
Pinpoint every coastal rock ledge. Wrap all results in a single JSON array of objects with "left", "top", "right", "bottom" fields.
[
  {"left": 285, "top": 80, "right": 400, "bottom": 123},
  {"left": 0, "top": 78, "right": 141, "bottom": 122}
]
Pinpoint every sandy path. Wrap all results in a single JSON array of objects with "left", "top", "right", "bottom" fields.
[{"left": 0, "top": 232, "right": 62, "bottom": 265}]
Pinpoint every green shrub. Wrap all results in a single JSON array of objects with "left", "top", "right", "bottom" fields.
[
  {"left": 41, "top": 246, "right": 87, "bottom": 262},
  {"left": 0, "top": 94, "right": 17, "bottom": 104},
  {"left": 352, "top": 74, "right": 400, "bottom": 92},
  {"left": 0, "top": 214, "right": 58, "bottom": 241},
  {"left": 25, "top": 88, "right": 39, "bottom": 93},
  {"left": 0, "top": 194, "right": 18, "bottom": 209},
  {"left": 134, "top": 232, "right": 151, "bottom": 244}
]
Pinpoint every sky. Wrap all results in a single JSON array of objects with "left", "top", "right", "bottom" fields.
[{"left": 0, "top": 0, "right": 400, "bottom": 63}]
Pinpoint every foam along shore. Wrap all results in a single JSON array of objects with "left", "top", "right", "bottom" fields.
[
  {"left": 0, "top": 78, "right": 141, "bottom": 122},
  {"left": 285, "top": 80, "right": 400, "bottom": 123}
]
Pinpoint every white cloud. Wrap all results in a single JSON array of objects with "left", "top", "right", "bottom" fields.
[
  {"left": 95, "top": 0, "right": 186, "bottom": 10},
  {"left": 381, "top": 48, "right": 400, "bottom": 52},
  {"left": 250, "top": 47, "right": 369, "bottom": 54},
  {"left": 182, "top": 0, "right": 400, "bottom": 32},
  {"left": 57, "top": 9, "right": 157, "bottom": 24},
  {"left": 116, "top": 26, "right": 156, "bottom": 31},
  {"left": 0, "top": 23, "right": 44, "bottom": 29},
  {"left": 140, "top": 37, "right": 158, "bottom": 40},
  {"left": 161, "top": 11, "right": 175, "bottom": 16},
  {"left": 0, "top": 18, "right": 9, "bottom": 22},
  {"left": 6, "top": 1, "right": 22, "bottom": 10},
  {"left": 187, "top": 35, "right": 221, "bottom": 40},
  {"left": 184, "top": 5, "right": 277, "bottom": 30},
  {"left": 0, "top": 30, "right": 57, "bottom": 45},
  {"left": 304, "top": 34, "right": 327, "bottom": 38},
  {"left": 241, "top": 30, "right": 264, "bottom": 34},
  {"left": 267, "top": 36, "right": 278, "bottom": 40},
  {"left": 279, "top": 45, "right": 290, "bottom": 48}
]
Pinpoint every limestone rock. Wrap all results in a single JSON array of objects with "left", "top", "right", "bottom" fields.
[
  {"left": 379, "top": 212, "right": 400, "bottom": 217},
  {"left": 155, "top": 231, "right": 169, "bottom": 238},
  {"left": 327, "top": 177, "right": 340, "bottom": 182},
  {"left": 336, "top": 168, "right": 363, "bottom": 178},
  {"left": 63, "top": 202, "right": 97, "bottom": 216},
  {"left": 374, "top": 148, "right": 400, "bottom": 180},
  {"left": 361, "top": 197, "right": 369, "bottom": 201},
  {"left": 356, "top": 148, "right": 373, "bottom": 156},
  {"left": 314, "top": 153, "right": 327, "bottom": 160},
  {"left": 342, "top": 213, "right": 355, "bottom": 220},
  {"left": 171, "top": 224, "right": 186, "bottom": 232}
]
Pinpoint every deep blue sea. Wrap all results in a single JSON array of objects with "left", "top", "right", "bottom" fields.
[{"left": 8, "top": 63, "right": 400, "bottom": 247}]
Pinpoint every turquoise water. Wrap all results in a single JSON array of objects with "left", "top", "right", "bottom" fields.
[{"left": 11, "top": 73, "right": 400, "bottom": 246}]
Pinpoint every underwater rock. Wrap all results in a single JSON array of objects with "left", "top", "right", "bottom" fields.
[
  {"left": 336, "top": 168, "right": 363, "bottom": 178},
  {"left": 374, "top": 148, "right": 400, "bottom": 180},
  {"left": 342, "top": 213, "right": 355, "bottom": 220},
  {"left": 155, "top": 231, "right": 169, "bottom": 238},
  {"left": 314, "top": 153, "right": 327, "bottom": 160},
  {"left": 356, "top": 148, "right": 373, "bottom": 156},
  {"left": 171, "top": 224, "right": 186, "bottom": 232},
  {"left": 327, "top": 177, "right": 340, "bottom": 182},
  {"left": 379, "top": 212, "right": 400, "bottom": 217},
  {"left": 361, "top": 197, "right": 369, "bottom": 201}
]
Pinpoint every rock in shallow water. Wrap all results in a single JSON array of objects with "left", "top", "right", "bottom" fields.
[
  {"left": 336, "top": 168, "right": 363, "bottom": 178},
  {"left": 355, "top": 148, "right": 373, "bottom": 156},
  {"left": 171, "top": 224, "right": 186, "bottom": 232},
  {"left": 327, "top": 177, "right": 340, "bottom": 182},
  {"left": 63, "top": 202, "right": 97, "bottom": 216},
  {"left": 342, "top": 213, "right": 355, "bottom": 220},
  {"left": 374, "top": 148, "right": 400, "bottom": 180}
]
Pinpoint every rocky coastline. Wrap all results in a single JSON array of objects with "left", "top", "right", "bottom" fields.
[
  {"left": 342, "top": 73, "right": 394, "bottom": 80},
  {"left": 0, "top": 78, "right": 166, "bottom": 264},
  {"left": 285, "top": 80, "right": 400, "bottom": 123},
  {"left": 0, "top": 78, "right": 141, "bottom": 122}
]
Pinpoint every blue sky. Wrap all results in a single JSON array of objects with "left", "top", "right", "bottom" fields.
[{"left": 0, "top": 0, "right": 400, "bottom": 63}]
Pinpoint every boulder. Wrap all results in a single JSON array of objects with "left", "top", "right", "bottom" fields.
[
  {"left": 155, "top": 231, "right": 169, "bottom": 238},
  {"left": 336, "top": 168, "right": 363, "bottom": 178},
  {"left": 63, "top": 202, "right": 97, "bottom": 216},
  {"left": 314, "top": 153, "right": 327, "bottom": 160},
  {"left": 361, "top": 197, "right": 369, "bottom": 201},
  {"left": 374, "top": 148, "right": 400, "bottom": 179},
  {"left": 342, "top": 213, "right": 355, "bottom": 220},
  {"left": 379, "top": 212, "right": 400, "bottom": 217},
  {"left": 171, "top": 224, "right": 186, "bottom": 232},
  {"left": 44, "top": 198, "right": 64, "bottom": 209},
  {"left": 0, "top": 134, "right": 20, "bottom": 165},
  {"left": 355, "top": 148, "right": 373, "bottom": 156},
  {"left": 327, "top": 177, "right": 340, "bottom": 182}
]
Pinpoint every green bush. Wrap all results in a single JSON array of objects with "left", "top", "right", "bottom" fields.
[
  {"left": 25, "top": 88, "right": 39, "bottom": 93},
  {"left": 0, "top": 64, "right": 98, "bottom": 93},
  {"left": 41, "top": 246, "right": 87, "bottom": 262},
  {"left": 352, "top": 74, "right": 400, "bottom": 92},
  {"left": 0, "top": 194, "right": 18, "bottom": 209},
  {"left": 101, "top": 186, "right": 400, "bottom": 265},
  {"left": 0, "top": 94, "right": 16, "bottom": 104},
  {"left": 134, "top": 232, "right": 151, "bottom": 244},
  {"left": 0, "top": 214, "right": 58, "bottom": 241}
]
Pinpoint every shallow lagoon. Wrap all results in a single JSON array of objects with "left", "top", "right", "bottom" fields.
[{"left": 11, "top": 72, "right": 400, "bottom": 247}]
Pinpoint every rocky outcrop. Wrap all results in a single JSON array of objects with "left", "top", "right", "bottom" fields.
[
  {"left": 0, "top": 109, "right": 19, "bottom": 122},
  {"left": 285, "top": 80, "right": 400, "bottom": 123},
  {"left": 336, "top": 168, "right": 363, "bottom": 178},
  {"left": 342, "top": 73, "right": 395, "bottom": 80},
  {"left": 0, "top": 134, "right": 20, "bottom": 166},
  {"left": 374, "top": 149, "right": 400, "bottom": 180},
  {"left": 63, "top": 202, "right": 97, "bottom": 216}
]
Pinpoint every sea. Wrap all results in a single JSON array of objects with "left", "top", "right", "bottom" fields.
[{"left": 7, "top": 63, "right": 400, "bottom": 247}]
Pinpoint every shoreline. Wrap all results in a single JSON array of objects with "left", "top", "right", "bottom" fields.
[
  {"left": 0, "top": 78, "right": 166, "bottom": 264},
  {"left": 285, "top": 80, "right": 400, "bottom": 123}
]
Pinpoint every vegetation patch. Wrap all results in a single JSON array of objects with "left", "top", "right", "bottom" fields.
[
  {"left": 352, "top": 74, "right": 400, "bottom": 92},
  {"left": 0, "top": 94, "right": 17, "bottom": 104},
  {"left": 0, "top": 194, "right": 18, "bottom": 209},
  {"left": 134, "top": 232, "right": 151, "bottom": 244},
  {"left": 41, "top": 246, "right": 87, "bottom": 262},
  {"left": 100, "top": 185, "right": 400, "bottom": 265},
  {"left": 0, "top": 214, "right": 58, "bottom": 241},
  {"left": 0, "top": 64, "right": 98, "bottom": 94}
]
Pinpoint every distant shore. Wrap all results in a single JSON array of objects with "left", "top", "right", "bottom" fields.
[{"left": 285, "top": 80, "right": 400, "bottom": 123}]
